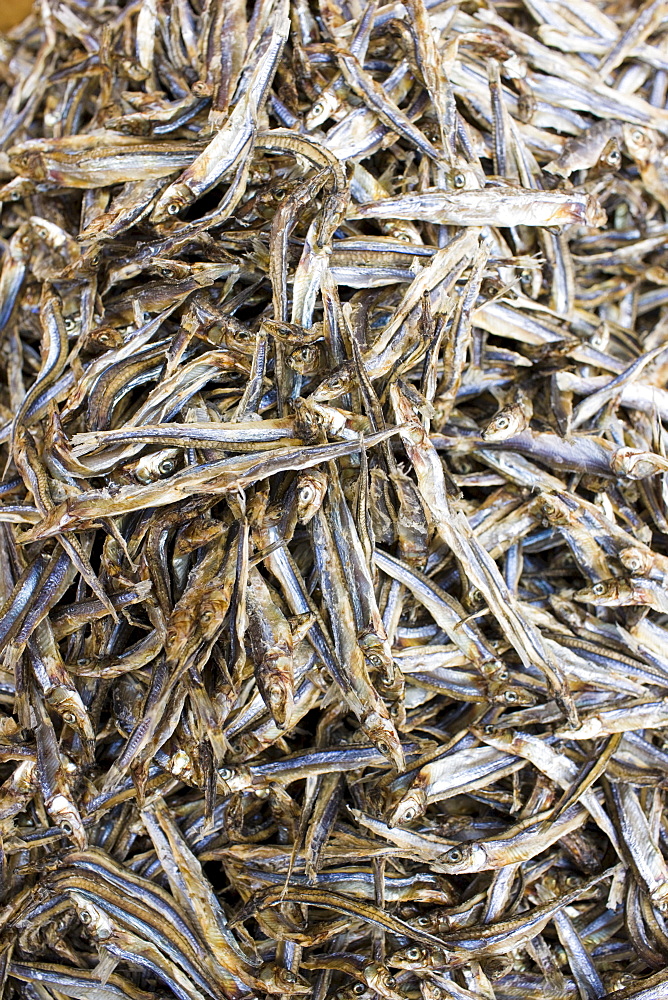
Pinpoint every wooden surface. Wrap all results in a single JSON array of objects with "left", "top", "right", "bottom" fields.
[{"left": 0, "top": 0, "right": 33, "bottom": 31}]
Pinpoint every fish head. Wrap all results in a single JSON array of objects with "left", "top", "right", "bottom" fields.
[
  {"left": 133, "top": 448, "right": 181, "bottom": 484},
  {"left": 336, "top": 984, "right": 374, "bottom": 1000},
  {"left": 622, "top": 124, "right": 661, "bottom": 167},
  {"left": 574, "top": 579, "right": 628, "bottom": 606},
  {"left": 227, "top": 732, "right": 264, "bottom": 760},
  {"left": 310, "top": 363, "right": 355, "bottom": 402},
  {"left": 9, "top": 221, "right": 35, "bottom": 260},
  {"left": 481, "top": 403, "right": 527, "bottom": 441},
  {"left": 490, "top": 682, "right": 536, "bottom": 708},
  {"left": 363, "top": 962, "right": 407, "bottom": 999},
  {"left": 611, "top": 446, "right": 668, "bottom": 479},
  {"left": 167, "top": 582, "right": 231, "bottom": 667},
  {"left": 256, "top": 653, "right": 295, "bottom": 728},
  {"left": 149, "top": 258, "right": 191, "bottom": 280},
  {"left": 385, "top": 786, "right": 427, "bottom": 826},
  {"left": 537, "top": 493, "right": 572, "bottom": 526},
  {"left": 8, "top": 146, "right": 47, "bottom": 181},
  {"left": 386, "top": 221, "right": 423, "bottom": 244},
  {"left": 151, "top": 183, "right": 192, "bottom": 224},
  {"left": 258, "top": 965, "right": 312, "bottom": 994},
  {"left": 47, "top": 686, "right": 95, "bottom": 742},
  {"left": 49, "top": 794, "right": 87, "bottom": 848},
  {"left": 361, "top": 710, "right": 405, "bottom": 771},
  {"left": 439, "top": 842, "right": 487, "bottom": 874},
  {"left": 358, "top": 631, "right": 393, "bottom": 680},
  {"left": 598, "top": 136, "right": 622, "bottom": 171},
  {"left": 68, "top": 891, "right": 113, "bottom": 940},
  {"left": 388, "top": 945, "right": 448, "bottom": 971},
  {"left": 306, "top": 90, "right": 340, "bottom": 129},
  {"left": 296, "top": 470, "right": 328, "bottom": 523},
  {"left": 420, "top": 982, "right": 446, "bottom": 1000},
  {"left": 619, "top": 546, "right": 653, "bottom": 575},
  {"left": 218, "top": 765, "right": 253, "bottom": 794},
  {"left": 388, "top": 945, "right": 429, "bottom": 971},
  {"left": 289, "top": 343, "right": 322, "bottom": 376},
  {"left": 409, "top": 911, "right": 446, "bottom": 935}
]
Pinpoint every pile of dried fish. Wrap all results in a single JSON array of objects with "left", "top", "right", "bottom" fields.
[{"left": 4, "top": 0, "right": 668, "bottom": 997}]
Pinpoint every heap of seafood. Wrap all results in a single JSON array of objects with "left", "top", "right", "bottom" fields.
[{"left": 2, "top": 0, "right": 668, "bottom": 997}]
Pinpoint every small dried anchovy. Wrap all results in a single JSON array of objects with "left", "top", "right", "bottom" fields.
[{"left": 2, "top": 0, "right": 668, "bottom": 999}]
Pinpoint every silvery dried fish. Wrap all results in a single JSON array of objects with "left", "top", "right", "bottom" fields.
[{"left": 0, "top": 0, "right": 668, "bottom": 997}]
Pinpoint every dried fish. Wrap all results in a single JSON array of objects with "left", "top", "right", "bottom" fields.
[{"left": 0, "top": 0, "right": 667, "bottom": 998}]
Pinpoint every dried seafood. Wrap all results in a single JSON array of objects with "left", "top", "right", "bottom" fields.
[{"left": 1, "top": 0, "right": 668, "bottom": 998}]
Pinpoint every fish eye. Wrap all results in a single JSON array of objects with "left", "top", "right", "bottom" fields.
[
  {"left": 631, "top": 129, "right": 644, "bottom": 144},
  {"left": 402, "top": 807, "right": 415, "bottom": 821},
  {"left": 64, "top": 317, "right": 76, "bottom": 331},
  {"left": 283, "top": 972, "right": 297, "bottom": 983},
  {"left": 446, "top": 847, "right": 463, "bottom": 863},
  {"left": 607, "top": 149, "right": 621, "bottom": 166},
  {"left": 376, "top": 741, "right": 389, "bottom": 755},
  {"left": 353, "top": 984, "right": 366, "bottom": 995},
  {"left": 62, "top": 712, "right": 76, "bottom": 724},
  {"left": 160, "top": 267, "right": 173, "bottom": 277},
  {"left": 504, "top": 690, "right": 518, "bottom": 704},
  {"left": 167, "top": 202, "right": 180, "bottom": 215},
  {"left": 220, "top": 768, "right": 234, "bottom": 780},
  {"left": 406, "top": 947, "right": 421, "bottom": 961},
  {"left": 495, "top": 415, "right": 509, "bottom": 429},
  {"left": 367, "top": 653, "right": 383, "bottom": 667},
  {"left": 394, "top": 231, "right": 412, "bottom": 242},
  {"left": 592, "top": 583, "right": 606, "bottom": 596},
  {"left": 452, "top": 172, "right": 466, "bottom": 188},
  {"left": 416, "top": 916, "right": 430, "bottom": 926},
  {"left": 79, "top": 909, "right": 92, "bottom": 924},
  {"left": 159, "top": 459, "right": 175, "bottom": 474},
  {"left": 200, "top": 610, "right": 214, "bottom": 624},
  {"left": 312, "top": 102, "right": 325, "bottom": 117},
  {"left": 385, "top": 977, "right": 396, "bottom": 988},
  {"left": 60, "top": 821, "right": 74, "bottom": 835}
]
